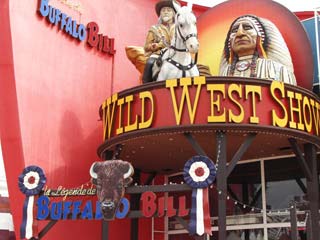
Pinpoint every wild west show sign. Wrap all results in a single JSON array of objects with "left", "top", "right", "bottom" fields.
[{"left": 101, "top": 77, "right": 320, "bottom": 141}]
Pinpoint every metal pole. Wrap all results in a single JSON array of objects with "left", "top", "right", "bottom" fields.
[
  {"left": 130, "top": 170, "right": 141, "bottom": 240},
  {"left": 164, "top": 175, "right": 169, "bottom": 240},
  {"left": 260, "top": 159, "right": 268, "bottom": 240},
  {"left": 217, "top": 132, "right": 227, "bottom": 240},
  {"left": 290, "top": 202, "right": 298, "bottom": 240},
  {"left": 306, "top": 212, "right": 311, "bottom": 240},
  {"left": 305, "top": 143, "right": 320, "bottom": 240},
  {"left": 102, "top": 221, "right": 109, "bottom": 240}
]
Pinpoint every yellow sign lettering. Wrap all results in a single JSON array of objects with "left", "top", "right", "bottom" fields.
[
  {"left": 270, "top": 81, "right": 288, "bottom": 127},
  {"left": 228, "top": 84, "right": 244, "bottom": 123},
  {"left": 102, "top": 93, "right": 118, "bottom": 140},
  {"left": 139, "top": 91, "right": 154, "bottom": 129},
  {"left": 207, "top": 84, "right": 226, "bottom": 123},
  {"left": 287, "top": 91, "right": 304, "bottom": 130},
  {"left": 245, "top": 85, "right": 261, "bottom": 124},
  {"left": 166, "top": 77, "right": 205, "bottom": 125},
  {"left": 124, "top": 95, "right": 138, "bottom": 132}
]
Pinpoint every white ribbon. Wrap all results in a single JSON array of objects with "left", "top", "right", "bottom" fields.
[
  {"left": 26, "top": 196, "right": 34, "bottom": 239},
  {"left": 196, "top": 188, "right": 204, "bottom": 235}
]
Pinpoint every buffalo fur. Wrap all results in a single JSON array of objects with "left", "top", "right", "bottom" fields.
[{"left": 90, "top": 160, "right": 134, "bottom": 220}]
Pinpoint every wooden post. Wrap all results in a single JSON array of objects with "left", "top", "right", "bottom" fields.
[
  {"left": 306, "top": 212, "right": 311, "bottom": 240},
  {"left": 102, "top": 221, "right": 109, "bottom": 240},
  {"left": 289, "top": 202, "right": 298, "bottom": 240},
  {"left": 304, "top": 143, "right": 319, "bottom": 240},
  {"left": 131, "top": 169, "right": 141, "bottom": 240},
  {"left": 216, "top": 132, "right": 227, "bottom": 240},
  {"left": 243, "top": 184, "right": 249, "bottom": 240}
]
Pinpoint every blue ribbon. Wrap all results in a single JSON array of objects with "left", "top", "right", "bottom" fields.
[
  {"left": 189, "top": 189, "right": 198, "bottom": 235},
  {"left": 20, "top": 197, "right": 30, "bottom": 238}
]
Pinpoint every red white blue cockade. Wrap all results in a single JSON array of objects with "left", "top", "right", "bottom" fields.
[
  {"left": 18, "top": 165, "right": 46, "bottom": 239},
  {"left": 183, "top": 155, "right": 216, "bottom": 236}
]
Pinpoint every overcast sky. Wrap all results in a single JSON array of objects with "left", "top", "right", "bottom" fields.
[{"left": 182, "top": 0, "right": 320, "bottom": 12}]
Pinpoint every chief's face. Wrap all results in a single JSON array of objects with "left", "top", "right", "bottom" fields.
[
  {"left": 160, "top": 7, "right": 175, "bottom": 23},
  {"left": 230, "top": 18, "right": 258, "bottom": 57}
]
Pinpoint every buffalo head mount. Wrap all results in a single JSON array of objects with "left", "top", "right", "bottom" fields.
[{"left": 90, "top": 160, "right": 134, "bottom": 220}]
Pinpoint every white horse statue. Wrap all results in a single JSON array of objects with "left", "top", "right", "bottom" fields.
[{"left": 153, "top": 2, "right": 200, "bottom": 81}]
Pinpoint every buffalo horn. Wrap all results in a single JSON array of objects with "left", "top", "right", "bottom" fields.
[
  {"left": 123, "top": 162, "right": 134, "bottom": 179},
  {"left": 89, "top": 162, "right": 98, "bottom": 179}
]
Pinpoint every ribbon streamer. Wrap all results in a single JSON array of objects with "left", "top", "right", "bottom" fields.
[
  {"left": 196, "top": 188, "right": 204, "bottom": 235},
  {"left": 189, "top": 189, "right": 197, "bottom": 235},
  {"left": 203, "top": 188, "right": 211, "bottom": 234},
  {"left": 20, "top": 196, "right": 35, "bottom": 239},
  {"left": 183, "top": 156, "right": 216, "bottom": 236}
]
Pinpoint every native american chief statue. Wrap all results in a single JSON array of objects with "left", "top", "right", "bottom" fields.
[{"left": 219, "top": 14, "right": 297, "bottom": 85}]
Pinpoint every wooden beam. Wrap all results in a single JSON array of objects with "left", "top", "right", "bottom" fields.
[
  {"left": 174, "top": 216, "right": 189, "bottom": 233},
  {"left": 295, "top": 178, "right": 307, "bottom": 194},
  {"left": 250, "top": 185, "right": 262, "bottom": 207},
  {"left": 226, "top": 133, "right": 256, "bottom": 177},
  {"left": 32, "top": 220, "right": 58, "bottom": 239},
  {"left": 184, "top": 132, "right": 207, "bottom": 156},
  {"left": 144, "top": 172, "right": 156, "bottom": 185},
  {"left": 288, "top": 138, "right": 312, "bottom": 181}
]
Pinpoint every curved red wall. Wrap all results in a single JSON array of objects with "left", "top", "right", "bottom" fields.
[{"left": 0, "top": 0, "right": 160, "bottom": 239}]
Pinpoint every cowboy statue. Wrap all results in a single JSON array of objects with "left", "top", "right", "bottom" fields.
[
  {"left": 219, "top": 14, "right": 297, "bottom": 85},
  {"left": 125, "top": 0, "right": 178, "bottom": 83},
  {"left": 125, "top": 0, "right": 210, "bottom": 83},
  {"left": 142, "top": 0, "right": 177, "bottom": 83}
]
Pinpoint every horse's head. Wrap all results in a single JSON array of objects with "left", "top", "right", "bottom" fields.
[{"left": 173, "top": 2, "right": 199, "bottom": 54}]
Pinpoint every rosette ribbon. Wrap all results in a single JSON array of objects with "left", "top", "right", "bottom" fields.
[
  {"left": 183, "top": 156, "right": 216, "bottom": 236},
  {"left": 18, "top": 165, "right": 46, "bottom": 239}
]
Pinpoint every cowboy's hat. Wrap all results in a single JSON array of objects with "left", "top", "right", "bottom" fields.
[{"left": 155, "top": 0, "right": 180, "bottom": 16}]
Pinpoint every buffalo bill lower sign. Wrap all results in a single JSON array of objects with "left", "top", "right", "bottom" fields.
[
  {"left": 36, "top": 196, "right": 130, "bottom": 220},
  {"left": 141, "top": 192, "right": 189, "bottom": 218}
]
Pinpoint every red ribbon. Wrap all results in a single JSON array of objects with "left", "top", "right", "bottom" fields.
[
  {"left": 203, "top": 188, "right": 212, "bottom": 235},
  {"left": 32, "top": 196, "right": 39, "bottom": 238}
]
